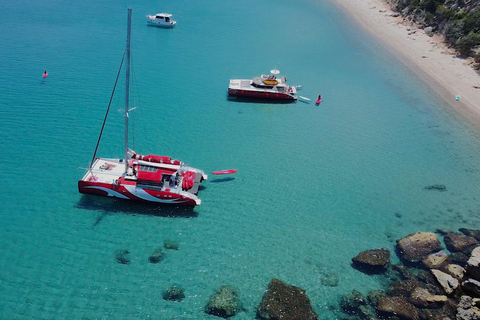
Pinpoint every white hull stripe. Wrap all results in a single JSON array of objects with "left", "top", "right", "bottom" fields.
[{"left": 85, "top": 186, "right": 190, "bottom": 204}]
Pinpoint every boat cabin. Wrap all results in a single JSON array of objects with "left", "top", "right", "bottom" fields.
[{"left": 154, "top": 13, "right": 173, "bottom": 22}]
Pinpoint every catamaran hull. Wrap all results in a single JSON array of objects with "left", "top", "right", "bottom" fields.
[
  {"left": 78, "top": 181, "right": 199, "bottom": 206},
  {"left": 228, "top": 88, "right": 296, "bottom": 101}
]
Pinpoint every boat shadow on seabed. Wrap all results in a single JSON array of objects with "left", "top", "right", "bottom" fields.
[{"left": 75, "top": 195, "right": 199, "bottom": 227}]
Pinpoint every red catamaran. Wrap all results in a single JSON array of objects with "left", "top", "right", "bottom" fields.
[
  {"left": 228, "top": 69, "right": 297, "bottom": 101},
  {"left": 78, "top": 8, "right": 207, "bottom": 206}
]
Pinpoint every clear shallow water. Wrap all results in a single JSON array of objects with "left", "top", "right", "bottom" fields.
[{"left": 1, "top": 0, "right": 480, "bottom": 318}]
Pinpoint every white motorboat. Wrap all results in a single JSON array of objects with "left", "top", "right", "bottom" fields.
[{"left": 146, "top": 13, "right": 176, "bottom": 28}]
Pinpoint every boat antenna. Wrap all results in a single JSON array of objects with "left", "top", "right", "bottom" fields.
[
  {"left": 124, "top": 7, "right": 132, "bottom": 173},
  {"left": 89, "top": 53, "right": 126, "bottom": 169}
]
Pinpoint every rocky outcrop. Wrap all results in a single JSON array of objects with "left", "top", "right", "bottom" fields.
[
  {"left": 431, "top": 269, "right": 459, "bottom": 295},
  {"left": 444, "top": 233, "right": 478, "bottom": 253},
  {"left": 422, "top": 251, "right": 448, "bottom": 269},
  {"left": 377, "top": 296, "right": 419, "bottom": 320},
  {"left": 409, "top": 287, "right": 448, "bottom": 307},
  {"left": 445, "top": 263, "right": 466, "bottom": 280},
  {"left": 466, "top": 247, "right": 480, "bottom": 281},
  {"left": 457, "top": 295, "right": 480, "bottom": 320},
  {"left": 460, "top": 229, "right": 480, "bottom": 241},
  {"left": 257, "top": 279, "right": 318, "bottom": 320},
  {"left": 205, "top": 285, "right": 243, "bottom": 318},
  {"left": 352, "top": 249, "right": 390, "bottom": 273},
  {"left": 396, "top": 232, "right": 442, "bottom": 263}
]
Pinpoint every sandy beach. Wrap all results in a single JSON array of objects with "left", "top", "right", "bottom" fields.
[{"left": 328, "top": 0, "right": 480, "bottom": 126}]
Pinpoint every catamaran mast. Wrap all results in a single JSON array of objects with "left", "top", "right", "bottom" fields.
[{"left": 124, "top": 8, "right": 132, "bottom": 173}]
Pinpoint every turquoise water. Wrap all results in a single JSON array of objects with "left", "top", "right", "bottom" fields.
[{"left": 1, "top": 0, "right": 480, "bottom": 318}]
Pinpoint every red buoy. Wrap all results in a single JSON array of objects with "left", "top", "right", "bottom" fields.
[{"left": 43, "top": 71, "right": 48, "bottom": 78}]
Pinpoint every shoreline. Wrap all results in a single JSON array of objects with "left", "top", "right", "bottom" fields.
[{"left": 327, "top": 0, "right": 480, "bottom": 128}]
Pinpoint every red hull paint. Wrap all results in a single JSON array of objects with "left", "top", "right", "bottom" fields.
[
  {"left": 228, "top": 89, "right": 296, "bottom": 101},
  {"left": 78, "top": 180, "right": 197, "bottom": 206},
  {"left": 212, "top": 169, "right": 237, "bottom": 175}
]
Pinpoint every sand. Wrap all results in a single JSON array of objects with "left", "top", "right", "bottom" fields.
[{"left": 328, "top": 0, "right": 480, "bottom": 126}]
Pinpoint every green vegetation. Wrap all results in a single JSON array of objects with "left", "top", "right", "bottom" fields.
[{"left": 390, "top": 0, "right": 480, "bottom": 56}]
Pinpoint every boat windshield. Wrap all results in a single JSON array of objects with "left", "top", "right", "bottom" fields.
[{"left": 165, "top": 17, "right": 170, "bottom": 22}]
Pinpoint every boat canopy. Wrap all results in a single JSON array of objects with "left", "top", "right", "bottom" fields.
[{"left": 137, "top": 166, "right": 176, "bottom": 183}]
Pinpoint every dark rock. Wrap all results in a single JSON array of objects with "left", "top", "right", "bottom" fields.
[
  {"left": 257, "top": 279, "right": 318, "bottom": 320},
  {"left": 162, "top": 286, "right": 185, "bottom": 301},
  {"left": 463, "top": 279, "right": 480, "bottom": 298},
  {"left": 377, "top": 297, "right": 419, "bottom": 320},
  {"left": 340, "top": 289, "right": 366, "bottom": 314},
  {"left": 163, "top": 239, "right": 179, "bottom": 250},
  {"left": 352, "top": 249, "right": 390, "bottom": 274},
  {"left": 460, "top": 228, "right": 480, "bottom": 241},
  {"left": 148, "top": 248, "right": 165, "bottom": 264},
  {"left": 115, "top": 249, "right": 130, "bottom": 265},
  {"left": 205, "top": 285, "right": 242, "bottom": 318},
  {"left": 443, "top": 233, "right": 478, "bottom": 253},
  {"left": 396, "top": 232, "right": 442, "bottom": 263},
  {"left": 451, "top": 251, "right": 470, "bottom": 265},
  {"left": 390, "top": 264, "right": 415, "bottom": 281},
  {"left": 387, "top": 279, "right": 420, "bottom": 298},
  {"left": 424, "top": 184, "right": 446, "bottom": 191}
]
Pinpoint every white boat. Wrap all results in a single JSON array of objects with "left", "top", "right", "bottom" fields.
[
  {"left": 146, "top": 13, "right": 176, "bottom": 28},
  {"left": 78, "top": 9, "right": 207, "bottom": 206}
]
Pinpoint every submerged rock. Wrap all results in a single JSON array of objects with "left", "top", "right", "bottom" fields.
[
  {"left": 340, "top": 290, "right": 366, "bottom": 314},
  {"left": 205, "top": 285, "right": 242, "bottom": 318},
  {"left": 162, "top": 286, "right": 185, "bottom": 301},
  {"left": 257, "top": 279, "right": 318, "bottom": 320},
  {"left": 396, "top": 232, "right": 442, "bottom": 263},
  {"left": 148, "top": 248, "right": 165, "bottom": 264},
  {"left": 115, "top": 249, "right": 130, "bottom": 265},
  {"left": 424, "top": 184, "right": 446, "bottom": 191},
  {"left": 352, "top": 249, "right": 390, "bottom": 273},
  {"left": 163, "top": 239, "right": 179, "bottom": 250},
  {"left": 320, "top": 269, "right": 339, "bottom": 287}
]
